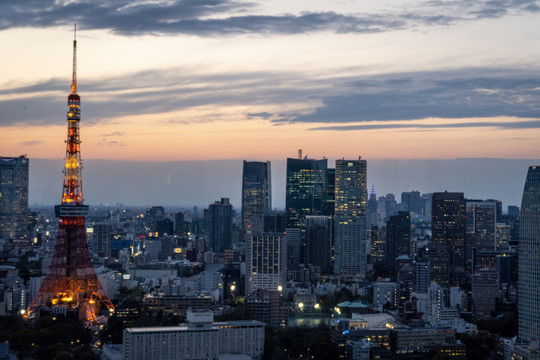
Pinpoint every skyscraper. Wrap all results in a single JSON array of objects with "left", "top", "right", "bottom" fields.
[
  {"left": 431, "top": 192, "right": 466, "bottom": 287},
  {"left": 305, "top": 216, "right": 332, "bottom": 274},
  {"left": 0, "top": 156, "right": 29, "bottom": 242},
  {"left": 241, "top": 161, "right": 271, "bottom": 233},
  {"left": 466, "top": 200, "right": 497, "bottom": 252},
  {"left": 204, "top": 198, "right": 233, "bottom": 254},
  {"left": 386, "top": 211, "right": 411, "bottom": 274},
  {"left": 333, "top": 158, "right": 367, "bottom": 276},
  {"left": 518, "top": 165, "right": 540, "bottom": 342},
  {"left": 246, "top": 233, "right": 287, "bottom": 294},
  {"left": 285, "top": 155, "right": 329, "bottom": 229}
]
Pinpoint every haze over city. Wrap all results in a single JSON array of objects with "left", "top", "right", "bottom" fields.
[{"left": 1, "top": 0, "right": 540, "bottom": 205}]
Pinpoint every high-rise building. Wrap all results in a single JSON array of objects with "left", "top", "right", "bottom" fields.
[
  {"left": 471, "top": 268, "right": 499, "bottom": 320},
  {"left": 518, "top": 165, "right": 540, "bottom": 342},
  {"left": 466, "top": 200, "right": 497, "bottom": 252},
  {"left": 285, "top": 155, "right": 330, "bottom": 228},
  {"left": 0, "top": 155, "right": 29, "bottom": 242},
  {"left": 386, "top": 211, "right": 411, "bottom": 272},
  {"left": 401, "top": 191, "right": 423, "bottom": 214},
  {"left": 242, "top": 161, "right": 272, "bottom": 233},
  {"left": 204, "top": 198, "right": 233, "bottom": 253},
  {"left": 367, "top": 184, "right": 379, "bottom": 227},
  {"left": 413, "top": 261, "right": 431, "bottom": 293},
  {"left": 432, "top": 192, "right": 466, "bottom": 287},
  {"left": 370, "top": 225, "right": 386, "bottom": 266},
  {"left": 246, "top": 233, "right": 287, "bottom": 294},
  {"left": 333, "top": 158, "right": 367, "bottom": 276},
  {"left": 507, "top": 205, "right": 520, "bottom": 217},
  {"left": 91, "top": 222, "right": 112, "bottom": 258},
  {"left": 305, "top": 216, "right": 332, "bottom": 274},
  {"left": 285, "top": 228, "right": 302, "bottom": 270}
]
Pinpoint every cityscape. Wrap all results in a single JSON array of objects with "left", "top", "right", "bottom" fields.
[{"left": 2, "top": 1, "right": 540, "bottom": 360}]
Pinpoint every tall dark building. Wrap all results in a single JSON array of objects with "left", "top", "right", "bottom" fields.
[
  {"left": 367, "top": 184, "right": 378, "bottom": 227},
  {"left": 518, "top": 166, "right": 540, "bottom": 342},
  {"left": 204, "top": 198, "right": 233, "bottom": 253},
  {"left": 174, "top": 212, "right": 184, "bottom": 235},
  {"left": 431, "top": 192, "right": 466, "bottom": 287},
  {"left": 241, "top": 161, "right": 271, "bottom": 233},
  {"left": 91, "top": 222, "right": 112, "bottom": 258},
  {"left": 401, "top": 191, "right": 422, "bottom": 214},
  {"left": 370, "top": 225, "right": 386, "bottom": 266},
  {"left": 285, "top": 155, "right": 330, "bottom": 228},
  {"left": 333, "top": 158, "right": 367, "bottom": 276},
  {"left": 0, "top": 155, "right": 29, "bottom": 242},
  {"left": 466, "top": 200, "right": 497, "bottom": 252},
  {"left": 305, "top": 216, "right": 332, "bottom": 274},
  {"left": 386, "top": 211, "right": 411, "bottom": 274}
]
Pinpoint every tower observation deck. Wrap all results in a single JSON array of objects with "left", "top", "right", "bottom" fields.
[{"left": 27, "top": 27, "right": 114, "bottom": 323}]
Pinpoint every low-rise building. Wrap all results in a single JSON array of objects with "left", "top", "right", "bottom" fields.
[{"left": 123, "top": 309, "right": 265, "bottom": 360}]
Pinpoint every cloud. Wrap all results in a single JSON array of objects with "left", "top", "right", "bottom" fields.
[
  {"left": 247, "top": 112, "right": 273, "bottom": 119},
  {"left": 274, "top": 70, "right": 540, "bottom": 125},
  {"left": 1, "top": 67, "right": 539, "bottom": 129},
  {"left": 0, "top": 0, "right": 537, "bottom": 36},
  {"left": 309, "top": 119, "right": 540, "bottom": 131}
]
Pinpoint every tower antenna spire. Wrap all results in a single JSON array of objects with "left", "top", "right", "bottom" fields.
[{"left": 71, "top": 23, "right": 77, "bottom": 94}]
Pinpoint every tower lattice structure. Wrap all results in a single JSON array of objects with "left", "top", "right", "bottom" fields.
[{"left": 27, "top": 28, "right": 114, "bottom": 323}]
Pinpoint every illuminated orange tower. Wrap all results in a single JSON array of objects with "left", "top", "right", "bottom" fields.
[{"left": 27, "top": 26, "right": 114, "bottom": 323}]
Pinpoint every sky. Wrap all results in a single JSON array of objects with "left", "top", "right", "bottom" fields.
[{"left": 1, "top": 0, "right": 540, "bottom": 207}]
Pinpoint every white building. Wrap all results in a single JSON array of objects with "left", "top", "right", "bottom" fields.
[
  {"left": 123, "top": 309, "right": 265, "bottom": 360},
  {"left": 246, "top": 233, "right": 286, "bottom": 294}
]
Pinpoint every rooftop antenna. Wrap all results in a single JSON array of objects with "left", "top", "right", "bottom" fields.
[{"left": 71, "top": 23, "right": 77, "bottom": 94}]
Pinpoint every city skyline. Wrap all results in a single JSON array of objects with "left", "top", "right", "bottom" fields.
[
  {"left": 1, "top": 1, "right": 540, "bottom": 164},
  {"left": 26, "top": 157, "right": 539, "bottom": 209}
]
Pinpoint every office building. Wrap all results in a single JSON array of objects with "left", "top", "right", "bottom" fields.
[
  {"left": 333, "top": 158, "right": 367, "bottom": 276},
  {"left": 401, "top": 191, "right": 423, "bottom": 214},
  {"left": 91, "top": 222, "right": 112, "bottom": 258},
  {"left": 123, "top": 309, "right": 265, "bottom": 360},
  {"left": 386, "top": 211, "right": 411, "bottom": 275},
  {"left": 246, "top": 233, "right": 287, "bottom": 294},
  {"left": 241, "top": 161, "right": 272, "bottom": 233},
  {"left": 370, "top": 226, "right": 385, "bottom": 266},
  {"left": 466, "top": 200, "right": 497, "bottom": 252},
  {"left": 285, "top": 154, "right": 330, "bottom": 228},
  {"left": 432, "top": 192, "right": 466, "bottom": 287},
  {"left": 245, "top": 290, "right": 288, "bottom": 327},
  {"left": 518, "top": 165, "right": 540, "bottom": 342},
  {"left": 471, "top": 268, "right": 499, "bottom": 320},
  {"left": 204, "top": 198, "right": 233, "bottom": 253},
  {"left": 305, "top": 216, "right": 332, "bottom": 274},
  {"left": 0, "top": 155, "right": 29, "bottom": 242},
  {"left": 285, "top": 228, "right": 302, "bottom": 270}
]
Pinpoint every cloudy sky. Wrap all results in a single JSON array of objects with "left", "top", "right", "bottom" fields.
[{"left": 1, "top": 0, "right": 540, "bottom": 207}]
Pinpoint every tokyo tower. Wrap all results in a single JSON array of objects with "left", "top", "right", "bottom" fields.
[{"left": 27, "top": 27, "right": 114, "bottom": 323}]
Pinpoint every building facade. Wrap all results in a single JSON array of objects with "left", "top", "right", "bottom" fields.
[
  {"left": 431, "top": 192, "right": 466, "bottom": 287},
  {"left": 246, "top": 233, "right": 287, "bottom": 294},
  {"left": 333, "top": 158, "right": 367, "bottom": 276},
  {"left": 123, "top": 310, "right": 265, "bottom": 360},
  {"left": 241, "top": 161, "right": 272, "bottom": 233},
  {"left": 204, "top": 198, "right": 233, "bottom": 254},
  {"left": 285, "top": 156, "right": 330, "bottom": 229},
  {"left": 518, "top": 165, "right": 540, "bottom": 342},
  {"left": 0, "top": 156, "right": 29, "bottom": 242}
]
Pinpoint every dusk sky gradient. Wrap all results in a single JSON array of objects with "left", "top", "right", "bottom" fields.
[{"left": 1, "top": 0, "right": 540, "bottom": 208}]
